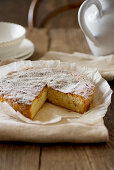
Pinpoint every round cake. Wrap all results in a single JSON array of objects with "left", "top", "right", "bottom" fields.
[{"left": 0, "top": 68, "right": 95, "bottom": 119}]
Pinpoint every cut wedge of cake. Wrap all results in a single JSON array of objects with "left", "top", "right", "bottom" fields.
[{"left": 0, "top": 68, "right": 95, "bottom": 119}]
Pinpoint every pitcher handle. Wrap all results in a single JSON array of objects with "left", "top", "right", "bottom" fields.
[{"left": 78, "top": 0, "right": 103, "bottom": 45}]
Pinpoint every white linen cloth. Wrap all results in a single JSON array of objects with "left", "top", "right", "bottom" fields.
[{"left": 41, "top": 51, "right": 114, "bottom": 81}]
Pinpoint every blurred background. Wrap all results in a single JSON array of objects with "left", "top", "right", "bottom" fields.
[{"left": 0, "top": 0, "right": 84, "bottom": 28}]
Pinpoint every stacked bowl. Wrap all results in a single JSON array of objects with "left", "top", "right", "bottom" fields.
[{"left": 0, "top": 22, "right": 34, "bottom": 60}]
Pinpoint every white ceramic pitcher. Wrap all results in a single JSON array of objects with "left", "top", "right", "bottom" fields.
[{"left": 78, "top": 0, "right": 114, "bottom": 56}]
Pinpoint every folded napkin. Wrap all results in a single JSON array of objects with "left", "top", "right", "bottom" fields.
[
  {"left": 41, "top": 51, "right": 114, "bottom": 81},
  {"left": 0, "top": 59, "right": 112, "bottom": 143}
]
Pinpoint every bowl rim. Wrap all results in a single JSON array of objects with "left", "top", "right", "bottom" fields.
[{"left": 0, "top": 22, "right": 26, "bottom": 45}]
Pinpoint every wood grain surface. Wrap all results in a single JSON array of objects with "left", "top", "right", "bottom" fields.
[{"left": 0, "top": 28, "right": 114, "bottom": 170}]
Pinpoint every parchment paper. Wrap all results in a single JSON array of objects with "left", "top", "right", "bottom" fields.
[{"left": 0, "top": 60, "right": 112, "bottom": 143}]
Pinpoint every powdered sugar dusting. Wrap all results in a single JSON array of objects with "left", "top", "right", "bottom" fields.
[{"left": 0, "top": 68, "right": 94, "bottom": 105}]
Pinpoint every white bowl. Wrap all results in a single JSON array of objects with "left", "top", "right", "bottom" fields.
[{"left": 0, "top": 22, "right": 26, "bottom": 47}]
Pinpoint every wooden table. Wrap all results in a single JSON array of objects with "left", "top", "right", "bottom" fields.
[{"left": 0, "top": 28, "right": 114, "bottom": 170}]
